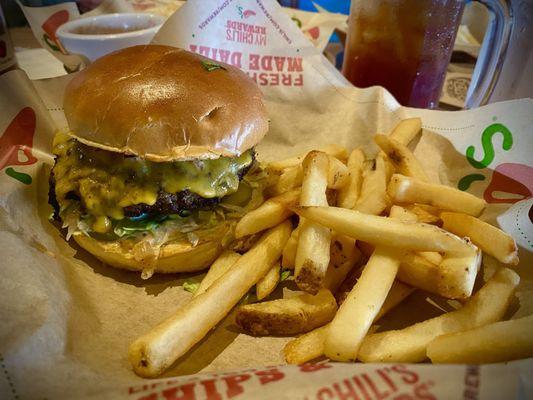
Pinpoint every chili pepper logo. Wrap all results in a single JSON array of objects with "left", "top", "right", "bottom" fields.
[
  {"left": 304, "top": 26, "right": 320, "bottom": 40},
  {"left": 41, "top": 10, "right": 69, "bottom": 53},
  {"left": 484, "top": 163, "right": 532, "bottom": 204},
  {"left": 0, "top": 107, "right": 37, "bottom": 185},
  {"left": 237, "top": 5, "right": 256, "bottom": 19},
  {"left": 458, "top": 121, "right": 531, "bottom": 204}
]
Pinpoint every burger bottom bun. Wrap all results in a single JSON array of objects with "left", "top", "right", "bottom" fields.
[{"left": 73, "top": 234, "right": 223, "bottom": 273}]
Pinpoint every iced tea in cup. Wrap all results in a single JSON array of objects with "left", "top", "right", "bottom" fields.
[{"left": 343, "top": 0, "right": 512, "bottom": 109}]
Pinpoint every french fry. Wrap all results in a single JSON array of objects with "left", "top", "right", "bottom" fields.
[
  {"left": 267, "top": 144, "right": 348, "bottom": 171},
  {"left": 375, "top": 134, "right": 429, "bottom": 182},
  {"left": 358, "top": 268, "right": 520, "bottom": 363},
  {"left": 388, "top": 118, "right": 421, "bottom": 146},
  {"left": 256, "top": 262, "right": 280, "bottom": 301},
  {"left": 398, "top": 249, "right": 481, "bottom": 299},
  {"left": 382, "top": 154, "right": 395, "bottom": 182},
  {"left": 298, "top": 152, "right": 329, "bottom": 208},
  {"left": 388, "top": 174, "right": 487, "bottom": 216},
  {"left": 129, "top": 221, "right": 291, "bottom": 378},
  {"left": 354, "top": 154, "right": 390, "bottom": 215},
  {"left": 391, "top": 206, "right": 462, "bottom": 298},
  {"left": 327, "top": 155, "right": 349, "bottom": 189},
  {"left": 357, "top": 241, "right": 375, "bottom": 258},
  {"left": 267, "top": 157, "right": 350, "bottom": 195},
  {"left": 337, "top": 148, "right": 365, "bottom": 209},
  {"left": 284, "top": 281, "right": 414, "bottom": 365},
  {"left": 324, "top": 206, "right": 406, "bottom": 361},
  {"left": 403, "top": 204, "right": 441, "bottom": 224},
  {"left": 427, "top": 315, "right": 533, "bottom": 364},
  {"left": 373, "top": 212, "right": 416, "bottom": 319},
  {"left": 324, "top": 234, "right": 362, "bottom": 292},
  {"left": 283, "top": 324, "right": 328, "bottom": 364},
  {"left": 295, "top": 152, "right": 331, "bottom": 294},
  {"left": 393, "top": 207, "right": 445, "bottom": 270},
  {"left": 236, "top": 288, "right": 337, "bottom": 336},
  {"left": 281, "top": 224, "right": 301, "bottom": 269},
  {"left": 336, "top": 269, "right": 415, "bottom": 319},
  {"left": 389, "top": 204, "right": 418, "bottom": 223},
  {"left": 295, "top": 220, "right": 331, "bottom": 294},
  {"left": 194, "top": 250, "right": 241, "bottom": 298},
  {"left": 267, "top": 156, "right": 350, "bottom": 196},
  {"left": 235, "top": 189, "right": 299, "bottom": 238},
  {"left": 325, "top": 246, "right": 400, "bottom": 361},
  {"left": 232, "top": 233, "right": 261, "bottom": 253},
  {"left": 419, "top": 251, "right": 443, "bottom": 265},
  {"left": 267, "top": 165, "right": 303, "bottom": 196},
  {"left": 441, "top": 212, "right": 519, "bottom": 265},
  {"left": 334, "top": 265, "right": 363, "bottom": 305},
  {"left": 293, "top": 206, "right": 474, "bottom": 254},
  {"left": 376, "top": 281, "right": 415, "bottom": 320}
]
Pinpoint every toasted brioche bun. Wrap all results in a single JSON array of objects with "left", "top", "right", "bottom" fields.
[
  {"left": 63, "top": 45, "right": 268, "bottom": 161},
  {"left": 73, "top": 233, "right": 224, "bottom": 274}
]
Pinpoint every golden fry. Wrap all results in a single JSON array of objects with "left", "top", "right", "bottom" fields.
[
  {"left": 375, "top": 134, "right": 429, "bottom": 182},
  {"left": 256, "top": 262, "right": 281, "bottom": 301},
  {"left": 284, "top": 280, "right": 414, "bottom": 365},
  {"left": 324, "top": 206, "right": 406, "bottom": 361},
  {"left": 327, "top": 155, "right": 349, "bottom": 189},
  {"left": 267, "top": 165, "right": 303, "bottom": 196},
  {"left": 398, "top": 249, "right": 481, "bottom": 299},
  {"left": 267, "top": 144, "right": 348, "bottom": 171},
  {"left": 293, "top": 206, "right": 474, "bottom": 254},
  {"left": 337, "top": 148, "right": 365, "bottom": 209},
  {"left": 235, "top": 189, "right": 299, "bottom": 238},
  {"left": 281, "top": 225, "right": 301, "bottom": 269},
  {"left": 427, "top": 315, "right": 533, "bottom": 364},
  {"left": 295, "top": 151, "right": 331, "bottom": 293},
  {"left": 354, "top": 154, "right": 390, "bottom": 215},
  {"left": 129, "top": 222, "right": 291, "bottom": 378},
  {"left": 388, "top": 174, "right": 486, "bottom": 216},
  {"left": 441, "top": 211, "right": 519, "bottom": 265},
  {"left": 388, "top": 118, "right": 422, "bottom": 146},
  {"left": 236, "top": 288, "right": 337, "bottom": 336},
  {"left": 283, "top": 325, "right": 328, "bottom": 365},
  {"left": 324, "top": 234, "right": 361, "bottom": 292},
  {"left": 403, "top": 204, "right": 441, "bottom": 224},
  {"left": 358, "top": 268, "right": 520, "bottom": 363},
  {"left": 194, "top": 250, "right": 241, "bottom": 298}
]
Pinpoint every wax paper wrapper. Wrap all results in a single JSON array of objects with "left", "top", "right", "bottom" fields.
[
  {"left": 18, "top": 0, "right": 344, "bottom": 70},
  {"left": 1, "top": 0, "right": 532, "bottom": 399}
]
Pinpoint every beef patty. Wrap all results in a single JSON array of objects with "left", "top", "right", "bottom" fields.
[{"left": 49, "top": 153, "right": 255, "bottom": 220}]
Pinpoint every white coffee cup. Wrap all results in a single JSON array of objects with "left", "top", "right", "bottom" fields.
[{"left": 56, "top": 13, "right": 164, "bottom": 62}]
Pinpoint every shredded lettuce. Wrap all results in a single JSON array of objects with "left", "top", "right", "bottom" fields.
[
  {"left": 280, "top": 269, "right": 292, "bottom": 282},
  {"left": 183, "top": 280, "right": 201, "bottom": 294},
  {"left": 240, "top": 290, "right": 257, "bottom": 305},
  {"left": 59, "top": 163, "right": 268, "bottom": 243},
  {"left": 113, "top": 217, "right": 164, "bottom": 238}
]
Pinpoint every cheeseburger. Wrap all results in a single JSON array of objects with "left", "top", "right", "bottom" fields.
[{"left": 49, "top": 45, "right": 268, "bottom": 277}]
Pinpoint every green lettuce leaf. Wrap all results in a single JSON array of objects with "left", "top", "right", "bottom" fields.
[
  {"left": 280, "top": 269, "right": 292, "bottom": 282},
  {"left": 113, "top": 218, "right": 163, "bottom": 238},
  {"left": 183, "top": 280, "right": 200, "bottom": 294}
]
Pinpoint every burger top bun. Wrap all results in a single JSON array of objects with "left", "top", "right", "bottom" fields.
[{"left": 63, "top": 45, "right": 268, "bottom": 162}]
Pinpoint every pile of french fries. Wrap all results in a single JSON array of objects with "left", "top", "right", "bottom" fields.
[{"left": 129, "top": 118, "right": 530, "bottom": 378}]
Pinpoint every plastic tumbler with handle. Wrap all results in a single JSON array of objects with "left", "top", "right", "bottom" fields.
[{"left": 342, "top": 0, "right": 512, "bottom": 109}]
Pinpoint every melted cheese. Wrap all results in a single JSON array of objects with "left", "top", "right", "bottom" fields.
[{"left": 52, "top": 133, "right": 253, "bottom": 221}]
